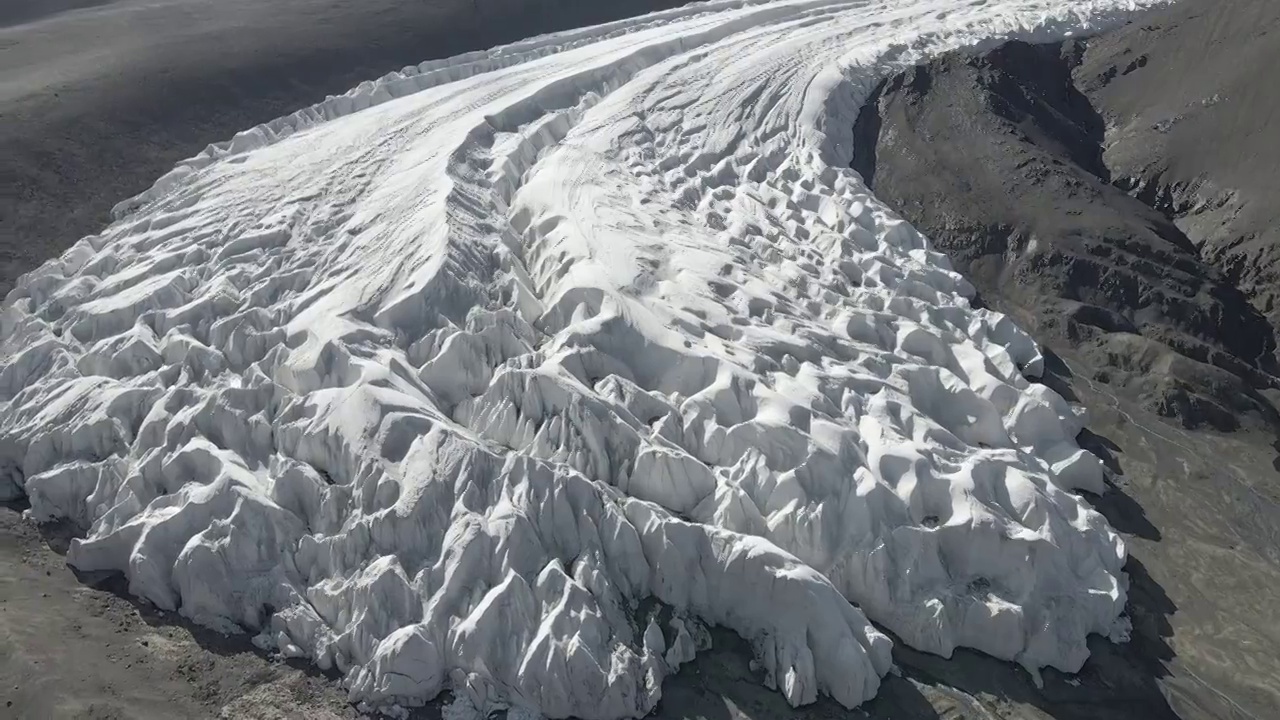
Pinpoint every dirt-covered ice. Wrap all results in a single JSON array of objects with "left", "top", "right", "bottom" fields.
[{"left": 0, "top": 1, "right": 1172, "bottom": 717}]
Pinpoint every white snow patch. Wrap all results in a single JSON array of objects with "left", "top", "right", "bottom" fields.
[{"left": 2, "top": 0, "right": 1169, "bottom": 716}]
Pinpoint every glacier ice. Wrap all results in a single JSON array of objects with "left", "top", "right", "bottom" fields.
[{"left": 1, "top": 0, "right": 1170, "bottom": 716}]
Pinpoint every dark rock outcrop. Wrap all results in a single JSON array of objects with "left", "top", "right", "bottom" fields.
[
  {"left": 850, "top": 9, "right": 1280, "bottom": 719},
  {"left": 852, "top": 39, "right": 1280, "bottom": 432},
  {"left": 1078, "top": 0, "right": 1280, "bottom": 331}
]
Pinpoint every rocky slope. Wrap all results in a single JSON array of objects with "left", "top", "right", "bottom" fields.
[
  {"left": 1080, "top": 0, "right": 1280, "bottom": 332},
  {"left": 850, "top": 1, "right": 1280, "bottom": 717},
  {"left": 852, "top": 39, "right": 1279, "bottom": 433}
]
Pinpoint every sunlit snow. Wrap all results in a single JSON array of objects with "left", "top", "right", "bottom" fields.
[{"left": 1, "top": 0, "right": 1168, "bottom": 717}]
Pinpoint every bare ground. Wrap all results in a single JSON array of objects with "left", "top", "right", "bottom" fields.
[
  {"left": 0, "top": 0, "right": 689, "bottom": 296},
  {"left": 1, "top": 501, "right": 366, "bottom": 719}
]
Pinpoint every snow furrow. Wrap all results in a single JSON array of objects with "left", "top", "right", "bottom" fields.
[{"left": 2, "top": 1, "right": 1170, "bottom": 717}]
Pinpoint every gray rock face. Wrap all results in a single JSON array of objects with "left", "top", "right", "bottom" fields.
[
  {"left": 1078, "top": 0, "right": 1280, "bottom": 332},
  {"left": 849, "top": 8, "right": 1280, "bottom": 719},
  {"left": 852, "top": 38, "right": 1279, "bottom": 432}
]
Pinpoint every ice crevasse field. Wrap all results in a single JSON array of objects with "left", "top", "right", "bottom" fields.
[{"left": 0, "top": 0, "right": 1172, "bottom": 717}]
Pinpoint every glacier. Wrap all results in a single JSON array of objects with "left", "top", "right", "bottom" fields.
[{"left": 0, "top": 0, "right": 1169, "bottom": 717}]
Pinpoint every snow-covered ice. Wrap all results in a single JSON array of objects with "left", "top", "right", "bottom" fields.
[{"left": 1, "top": 0, "right": 1168, "bottom": 716}]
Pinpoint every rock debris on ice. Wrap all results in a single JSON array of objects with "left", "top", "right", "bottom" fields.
[{"left": 1, "top": 0, "right": 1170, "bottom": 716}]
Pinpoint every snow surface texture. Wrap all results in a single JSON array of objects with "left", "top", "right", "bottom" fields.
[{"left": 2, "top": 0, "right": 1168, "bottom": 716}]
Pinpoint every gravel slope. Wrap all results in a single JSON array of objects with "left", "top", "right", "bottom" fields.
[
  {"left": 1078, "top": 0, "right": 1280, "bottom": 331},
  {"left": 1, "top": 504, "right": 366, "bottom": 719},
  {"left": 852, "top": 39, "right": 1279, "bottom": 432}
]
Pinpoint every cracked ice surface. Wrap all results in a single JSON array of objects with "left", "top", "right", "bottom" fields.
[{"left": 1, "top": 0, "right": 1168, "bottom": 716}]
